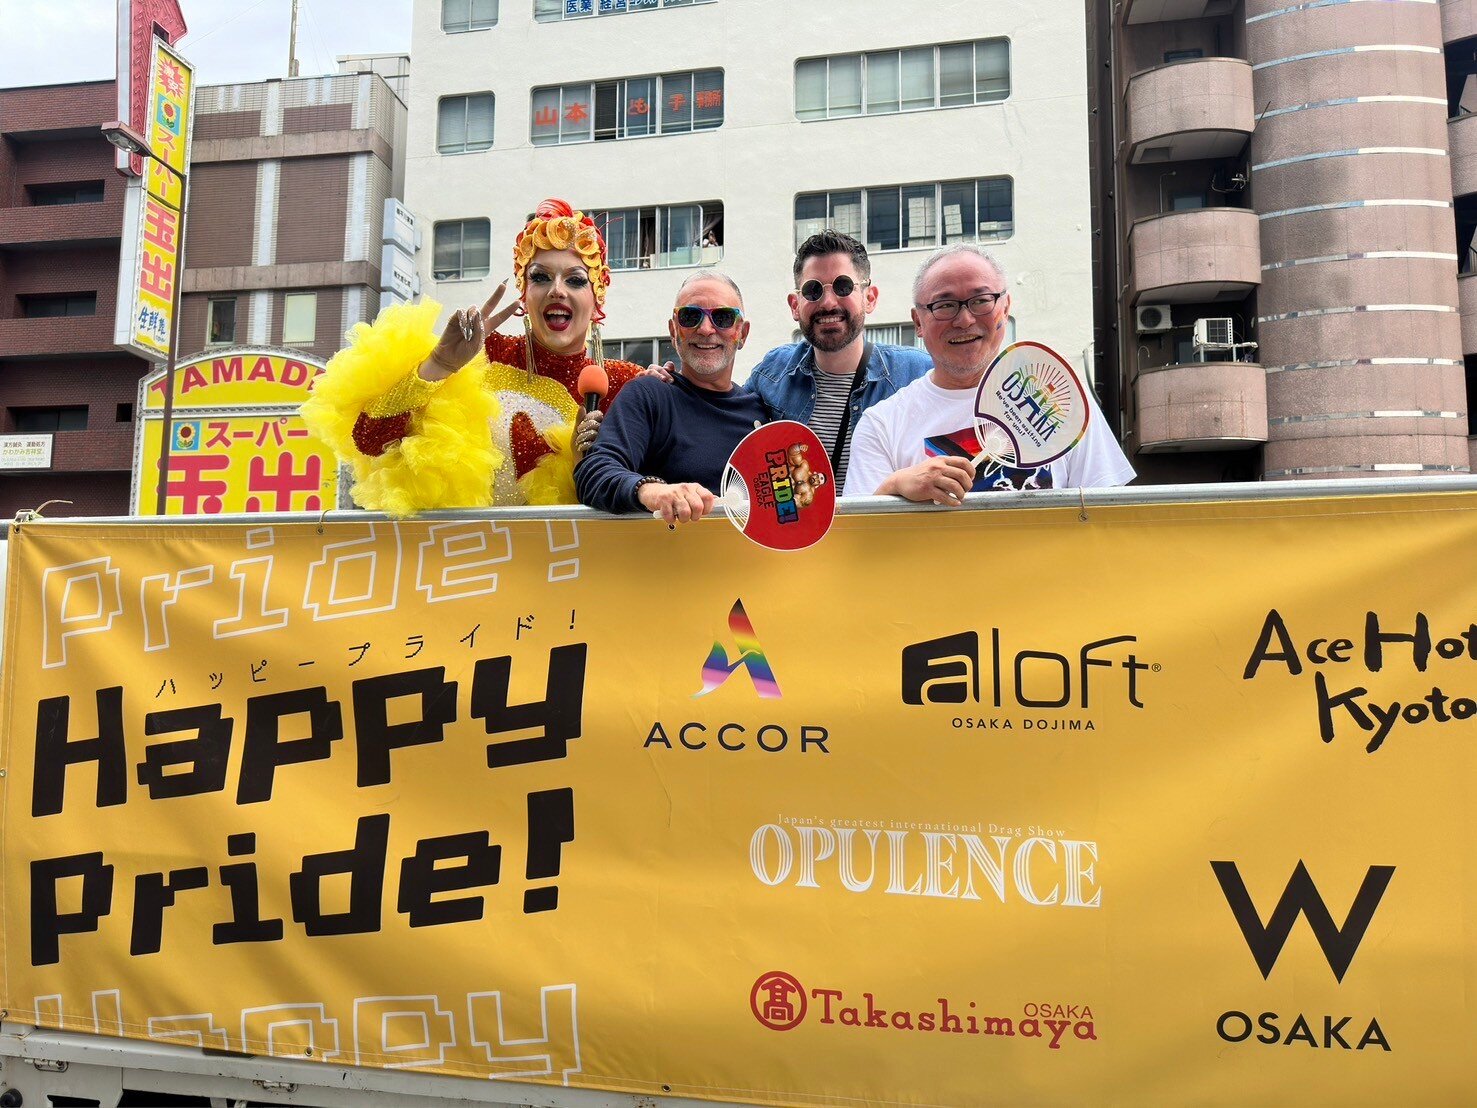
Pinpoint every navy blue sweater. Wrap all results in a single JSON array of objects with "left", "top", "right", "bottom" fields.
[{"left": 575, "top": 374, "right": 770, "bottom": 512}]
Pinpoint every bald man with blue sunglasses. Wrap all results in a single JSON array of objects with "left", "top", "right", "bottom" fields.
[{"left": 575, "top": 271, "right": 772, "bottom": 524}]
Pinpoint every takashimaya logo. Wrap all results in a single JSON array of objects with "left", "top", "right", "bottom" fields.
[
  {"left": 696, "top": 599, "right": 780, "bottom": 699},
  {"left": 751, "top": 970, "right": 807, "bottom": 1031},
  {"left": 748, "top": 971, "right": 1097, "bottom": 1047}
]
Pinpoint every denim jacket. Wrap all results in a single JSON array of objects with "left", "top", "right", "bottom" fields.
[{"left": 746, "top": 341, "right": 933, "bottom": 453}]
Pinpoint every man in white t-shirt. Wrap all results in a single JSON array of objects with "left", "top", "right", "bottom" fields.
[{"left": 844, "top": 245, "right": 1134, "bottom": 503}]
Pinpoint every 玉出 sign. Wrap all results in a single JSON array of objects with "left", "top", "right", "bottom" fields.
[
  {"left": 131, "top": 348, "right": 341, "bottom": 515},
  {"left": 114, "top": 35, "right": 193, "bottom": 360}
]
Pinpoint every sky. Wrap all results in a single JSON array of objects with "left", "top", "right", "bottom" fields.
[{"left": 0, "top": 0, "right": 413, "bottom": 89}]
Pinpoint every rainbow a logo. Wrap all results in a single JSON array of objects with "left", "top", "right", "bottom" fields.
[{"left": 695, "top": 599, "right": 781, "bottom": 698}]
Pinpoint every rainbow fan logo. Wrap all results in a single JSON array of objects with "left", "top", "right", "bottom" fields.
[{"left": 695, "top": 599, "right": 781, "bottom": 699}]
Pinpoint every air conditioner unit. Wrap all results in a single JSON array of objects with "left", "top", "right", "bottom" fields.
[
  {"left": 1135, "top": 304, "right": 1172, "bottom": 333},
  {"left": 1193, "top": 317, "right": 1235, "bottom": 350}
]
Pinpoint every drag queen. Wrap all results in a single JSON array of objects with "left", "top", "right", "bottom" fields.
[{"left": 302, "top": 199, "right": 642, "bottom": 514}]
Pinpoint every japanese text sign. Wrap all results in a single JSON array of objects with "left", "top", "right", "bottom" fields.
[
  {"left": 131, "top": 350, "right": 338, "bottom": 516},
  {"left": 117, "top": 37, "right": 193, "bottom": 360}
]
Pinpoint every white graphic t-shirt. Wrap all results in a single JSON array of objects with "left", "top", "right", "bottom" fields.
[{"left": 843, "top": 374, "right": 1135, "bottom": 497}]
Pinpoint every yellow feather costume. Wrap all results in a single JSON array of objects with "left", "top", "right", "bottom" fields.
[{"left": 300, "top": 299, "right": 586, "bottom": 516}]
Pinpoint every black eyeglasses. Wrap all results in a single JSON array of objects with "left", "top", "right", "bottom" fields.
[
  {"left": 917, "top": 292, "right": 1005, "bottom": 321},
  {"left": 674, "top": 305, "right": 744, "bottom": 331},
  {"left": 798, "top": 276, "right": 870, "bottom": 302}
]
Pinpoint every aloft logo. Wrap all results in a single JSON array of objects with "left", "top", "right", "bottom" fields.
[{"left": 695, "top": 600, "right": 780, "bottom": 699}]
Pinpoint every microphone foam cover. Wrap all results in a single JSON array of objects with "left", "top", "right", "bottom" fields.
[{"left": 577, "top": 363, "right": 610, "bottom": 399}]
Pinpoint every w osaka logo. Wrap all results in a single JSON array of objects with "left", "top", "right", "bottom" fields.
[{"left": 695, "top": 600, "right": 781, "bottom": 699}]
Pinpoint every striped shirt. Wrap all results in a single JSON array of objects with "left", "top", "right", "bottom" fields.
[{"left": 811, "top": 368, "right": 857, "bottom": 488}]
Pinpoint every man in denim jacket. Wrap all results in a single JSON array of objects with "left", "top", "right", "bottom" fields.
[{"left": 747, "top": 231, "right": 933, "bottom": 490}]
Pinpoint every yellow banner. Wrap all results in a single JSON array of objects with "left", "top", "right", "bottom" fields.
[{"left": 2, "top": 494, "right": 1475, "bottom": 1105}]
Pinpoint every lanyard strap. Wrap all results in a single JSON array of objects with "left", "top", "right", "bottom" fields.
[{"left": 827, "top": 341, "right": 873, "bottom": 476}]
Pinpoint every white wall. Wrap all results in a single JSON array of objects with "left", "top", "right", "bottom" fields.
[{"left": 405, "top": 0, "right": 1094, "bottom": 379}]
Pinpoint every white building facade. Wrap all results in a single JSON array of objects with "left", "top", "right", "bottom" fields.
[{"left": 406, "top": 0, "right": 1094, "bottom": 380}]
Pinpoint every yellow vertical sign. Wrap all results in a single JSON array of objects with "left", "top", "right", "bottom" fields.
[{"left": 124, "top": 38, "right": 193, "bottom": 358}]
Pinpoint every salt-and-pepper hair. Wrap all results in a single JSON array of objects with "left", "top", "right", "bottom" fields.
[
  {"left": 676, "top": 268, "right": 745, "bottom": 306},
  {"left": 911, "top": 244, "right": 1008, "bottom": 304}
]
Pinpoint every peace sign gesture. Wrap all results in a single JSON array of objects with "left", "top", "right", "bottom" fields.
[{"left": 418, "top": 280, "right": 523, "bottom": 382}]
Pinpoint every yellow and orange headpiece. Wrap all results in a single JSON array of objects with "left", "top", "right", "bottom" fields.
[{"left": 513, "top": 198, "right": 611, "bottom": 323}]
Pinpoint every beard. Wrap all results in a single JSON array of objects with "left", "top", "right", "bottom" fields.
[{"left": 801, "top": 307, "right": 863, "bottom": 353}]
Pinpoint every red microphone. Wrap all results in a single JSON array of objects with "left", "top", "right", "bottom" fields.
[{"left": 577, "top": 364, "right": 609, "bottom": 414}]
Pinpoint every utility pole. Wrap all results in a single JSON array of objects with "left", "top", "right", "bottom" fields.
[{"left": 288, "top": 0, "right": 300, "bottom": 77}]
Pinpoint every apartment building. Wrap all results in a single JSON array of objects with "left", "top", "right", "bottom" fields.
[
  {"left": 0, "top": 80, "right": 151, "bottom": 518},
  {"left": 179, "top": 61, "right": 408, "bottom": 362},
  {"left": 404, "top": 0, "right": 1096, "bottom": 382},
  {"left": 1091, "top": 0, "right": 1473, "bottom": 481}
]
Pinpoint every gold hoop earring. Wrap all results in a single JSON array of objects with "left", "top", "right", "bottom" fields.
[{"left": 590, "top": 323, "right": 605, "bottom": 370}]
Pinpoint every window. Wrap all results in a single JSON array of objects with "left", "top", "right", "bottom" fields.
[
  {"left": 433, "top": 219, "right": 491, "bottom": 280},
  {"left": 207, "top": 298, "right": 236, "bottom": 345},
  {"left": 864, "top": 322, "right": 924, "bottom": 348},
  {"left": 443, "top": 0, "right": 497, "bottom": 30},
  {"left": 438, "top": 93, "right": 495, "bottom": 153},
  {"left": 589, "top": 202, "right": 722, "bottom": 270},
  {"left": 795, "top": 178, "right": 1012, "bottom": 250},
  {"left": 535, "top": 0, "right": 717, "bottom": 21},
  {"left": 796, "top": 39, "right": 1009, "bottom": 121},
  {"left": 532, "top": 69, "right": 723, "bottom": 145},
  {"left": 283, "top": 293, "right": 317, "bottom": 344},
  {"left": 864, "top": 319, "right": 1014, "bottom": 347},
  {"left": 20, "top": 292, "right": 96, "bottom": 317},
  {"left": 28, "top": 181, "right": 104, "bottom": 206},
  {"left": 14, "top": 407, "right": 87, "bottom": 433},
  {"left": 1163, "top": 48, "right": 1205, "bottom": 62},
  {"left": 599, "top": 336, "right": 677, "bottom": 367},
  {"left": 116, "top": 402, "right": 134, "bottom": 422}
]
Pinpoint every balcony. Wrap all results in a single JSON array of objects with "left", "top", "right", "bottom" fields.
[
  {"left": 0, "top": 196, "right": 124, "bottom": 249},
  {"left": 0, "top": 314, "right": 118, "bottom": 359},
  {"left": 1126, "top": 59, "right": 1253, "bottom": 165},
  {"left": 1443, "top": 0, "right": 1477, "bottom": 43},
  {"left": 1129, "top": 208, "right": 1261, "bottom": 303},
  {"left": 1452, "top": 114, "right": 1477, "bottom": 199},
  {"left": 1136, "top": 361, "right": 1268, "bottom": 452},
  {"left": 1125, "top": 0, "right": 1236, "bottom": 24},
  {"left": 1461, "top": 273, "right": 1477, "bottom": 355},
  {"left": 48, "top": 427, "right": 136, "bottom": 472}
]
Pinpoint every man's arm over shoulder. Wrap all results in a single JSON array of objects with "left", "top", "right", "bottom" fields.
[
  {"left": 745, "top": 342, "right": 806, "bottom": 407},
  {"left": 747, "top": 342, "right": 804, "bottom": 382},
  {"left": 575, "top": 378, "right": 667, "bottom": 512}
]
